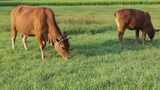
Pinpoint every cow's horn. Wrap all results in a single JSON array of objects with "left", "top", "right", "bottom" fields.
[
  {"left": 155, "top": 29, "right": 160, "bottom": 32},
  {"left": 66, "top": 36, "right": 71, "bottom": 39}
]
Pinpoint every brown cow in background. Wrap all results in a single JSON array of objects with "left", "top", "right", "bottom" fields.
[
  {"left": 114, "top": 8, "right": 159, "bottom": 45},
  {"left": 11, "top": 5, "right": 70, "bottom": 61}
]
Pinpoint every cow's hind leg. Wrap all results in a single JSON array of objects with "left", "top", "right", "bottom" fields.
[
  {"left": 21, "top": 34, "right": 28, "bottom": 50},
  {"left": 11, "top": 27, "right": 17, "bottom": 49}
]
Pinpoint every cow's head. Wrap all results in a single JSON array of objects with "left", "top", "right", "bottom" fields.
[
  {"left": 54, "top": 32, "right": 70, "bottom": 59},
  {"left": 147, "top": 29, "right": 155, "bottom": 40},
  {"left": 147, "top": 28, "right": 160, "bottom": 40}
]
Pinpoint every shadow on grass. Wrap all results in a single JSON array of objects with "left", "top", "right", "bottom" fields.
[
  {"left": 63, "top": 25, "right": 115, "bottom": 35},
  {"left": 1, "top": 24, "right": 115, "bottom": 35},
  {"left": 72, "top": 38, "right": 160, "bottom": 57},
  {"left": 0, "top": 25, "right": 10, "bottom": 32}
]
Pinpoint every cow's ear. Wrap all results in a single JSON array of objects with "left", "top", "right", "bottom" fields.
[{"left": 66, "top": 36, "right": 71, "bottom": 39}]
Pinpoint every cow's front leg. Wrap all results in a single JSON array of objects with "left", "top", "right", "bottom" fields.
[
  {"left": 40, "top": 40, "right": 46, "bottom": 62},
  {"left": 142, "top": 31, "right": 146, "bottom": 45},
  {"left": 144, "top": 33, "right": 147, "bottom": 41},
  {"left": 36, "top": 35, "right": 46, "bottom": 62},
  {"left": 135, "top": 30, "right": 140, "bottom": 41}
]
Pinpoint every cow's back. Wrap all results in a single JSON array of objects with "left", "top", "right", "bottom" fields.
[
  {"left": 115, "top": 9, "right": 147, "bottom": 29},
  {"left": 11, "top": 5, "right": 48, "bottom": 36}
]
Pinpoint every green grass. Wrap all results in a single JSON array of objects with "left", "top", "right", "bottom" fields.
[{"left": 1, "top": 5, "right": 160, "bottom": 90}]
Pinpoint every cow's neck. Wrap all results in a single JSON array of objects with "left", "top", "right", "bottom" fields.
[
  {"left": 143, "top": 24, "right": 154, "bottom": 32},
  {"left": 48, "top": 26, "right": 62, "bottom": 43}
]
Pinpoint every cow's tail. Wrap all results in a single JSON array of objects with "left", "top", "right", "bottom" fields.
[{"left": 10, "top": 6, "right": 19, "bottom": 37}]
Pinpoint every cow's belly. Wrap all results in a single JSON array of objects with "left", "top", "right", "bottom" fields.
[
  {"left": 127, "top": 23, "right": 141, "bottom": 30},
  {"left": 127, "top": 19, "right": 143, "bottom": 30},
  {"left": 15, "top": 18, "right": 35, "bottom": 36},
  {"left": 127, "top": 27, "right": 136, "bottom": 30}
]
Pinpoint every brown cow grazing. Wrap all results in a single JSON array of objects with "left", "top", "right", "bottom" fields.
[
  {"left": 10, "top": 5, "right": 70, "bottom": 61},
  {"left": 114, "top": 8, "right": 159, "bottom": 45}
]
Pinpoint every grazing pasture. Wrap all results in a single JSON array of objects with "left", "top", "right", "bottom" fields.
[{"left": 0, "top": 5, "right": 160, "bottom": 90}]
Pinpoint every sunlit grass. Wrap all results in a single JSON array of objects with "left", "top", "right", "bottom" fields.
[{"left": 0, "top": 5, "right": 160, "bottom": 90}]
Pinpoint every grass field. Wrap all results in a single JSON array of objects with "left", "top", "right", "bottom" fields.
[{"left": 1, "top": 4, "right": 160, "bottom": 90}]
